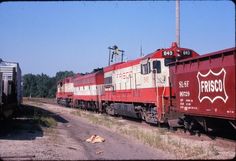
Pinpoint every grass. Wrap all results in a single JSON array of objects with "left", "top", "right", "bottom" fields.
[
  {"left": 23, "top": 97, "right": 56, "bottom": 105},
  {"left": 22, "top": 100, "right": 58, "bottom": 128},
  {"left": 86, "top": 113, "right": 125, "bottom": 128},
  {"left": 21, "top": 102, "right": 58, "bottom": 129},
  {"left": 119, "top": 127, "right": 164, "bottom": 148},
  {"left": 71, "top": 108, "right": 223, "bottom": 159},
  {"left": 39, "top": 116, "right": 57, "bottom": 128},
  {"left": 31, "top": 114, "right": 57, "bottom": 130}
]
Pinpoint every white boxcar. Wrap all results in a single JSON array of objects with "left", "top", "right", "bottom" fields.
[{"left": 0, "top": 59, "right": 22, "bottom": 106}]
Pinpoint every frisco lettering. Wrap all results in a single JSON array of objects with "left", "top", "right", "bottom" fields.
[
  {"left": 116, "top": 71, "right": 132, "bottom": 79},
  {"left": 200, "top": 79, "right": 223, "bottom": 92}
]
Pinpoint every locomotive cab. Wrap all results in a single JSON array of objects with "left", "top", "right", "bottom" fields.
[
  {"left": 138, "top": 42, "right": 199, "bottom": 123},
  {"left": 101, "top": 42, "right": 199, "bottom": 124}
]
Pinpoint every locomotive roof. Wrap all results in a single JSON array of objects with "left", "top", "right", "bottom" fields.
[
  {"left": 142, "top": 42, "right": 198, "bottom": 60},
  {"left": 72, "top": 69, "right": 103, "bottom": 81},
  {"left": 57, "top": 76, "right": 73, "bottom": 84},
  {"left": 57, "top": 68, "right": 103, "bottom": 85},
  {"left": 168, "top": 47, "right": 235, "bottom": 66},
  {"left": 104, "top": 42, "right": 199, "bottom": 72},
  {"left": 72, "top": 69, "right": 104, "bottom": 86},
  {"left": 75, "top": 71, "right": 99, "bottom": 78}
]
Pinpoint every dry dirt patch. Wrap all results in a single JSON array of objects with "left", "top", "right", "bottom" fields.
[{"left": 0, "top": 103, "right": 84, "bottom": 160}]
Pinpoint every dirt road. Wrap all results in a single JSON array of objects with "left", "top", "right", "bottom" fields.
[
  {"left": 0, "top": 101, "right": 175, "bottom": 160},
  {"left": 49, "top": 106, "right": 175, "bottom": 160}
]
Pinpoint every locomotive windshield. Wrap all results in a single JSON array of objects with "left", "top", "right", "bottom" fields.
[{"left": 152, "top": 60, "right": 161, "bottom": 73}]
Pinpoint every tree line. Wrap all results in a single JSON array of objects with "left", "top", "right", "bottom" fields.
[{"left": 23, "top": 71, "right": 75, "bottom": 98}]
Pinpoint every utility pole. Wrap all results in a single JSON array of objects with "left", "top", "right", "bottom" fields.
[
  {"left": 108, "top": 47, "right": 111, "bottom": 66},
  {"left": 140, "top": 43, "right": 143, "bottom": 57},
  {"left": 176, "top": 0, "right": 180, "bottom": 47}
]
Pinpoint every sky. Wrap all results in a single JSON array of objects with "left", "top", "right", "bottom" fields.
[{"left": 0, "top": 1, "right": 235, "bottom": 76}]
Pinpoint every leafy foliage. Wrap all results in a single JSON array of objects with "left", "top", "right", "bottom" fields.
[{"left": 23, "top": 71, "right": 75, "bottom": 98}]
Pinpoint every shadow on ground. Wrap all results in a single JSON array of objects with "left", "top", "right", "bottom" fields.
[{"left": 0, "top": 104, "right": 68, "bottom": 140}]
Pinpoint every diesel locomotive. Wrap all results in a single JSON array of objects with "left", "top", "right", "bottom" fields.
[{"left": 56, "top": 43, "right": 236, "bottom": 133}]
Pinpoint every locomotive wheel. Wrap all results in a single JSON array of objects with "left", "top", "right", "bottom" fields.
[
  {"left": 140, "top": 110, "right": 146, "bottom": 120},
  {"left": 105, "top": 105, "right": 115, "bottom": 116}
]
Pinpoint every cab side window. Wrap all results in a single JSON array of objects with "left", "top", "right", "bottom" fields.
[
  {"left": 105, "top": 76, "right": 112, "bottom": 84},
  {"left": 141, "top": 62, "right": 151, "bottom": 75},
  {"left": 153, "top": 60, "right": 161, "bottom": 73}
]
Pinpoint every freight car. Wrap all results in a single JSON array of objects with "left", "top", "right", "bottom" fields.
[
  {"left": 168, "top": 47, "right": 236, "bottom": 132},
  {"left": 0, "top": 59, "right": 22, "bottom": 118}
]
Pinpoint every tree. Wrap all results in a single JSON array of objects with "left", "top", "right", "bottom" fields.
[
  {"left": 23, "top": 71, "right": 75, "bottom": 98},
  {"left": 55, "top": 71, "right": 75, "bottom": 83},
  {"left": 23, "top": 74, "right": 37, "bottom": 97}
]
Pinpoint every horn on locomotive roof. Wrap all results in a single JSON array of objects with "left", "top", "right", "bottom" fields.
[{"left": 108, "top": 45, "right": 125, "bottom": 65}]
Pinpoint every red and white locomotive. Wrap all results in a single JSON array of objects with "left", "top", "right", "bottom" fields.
[
  {"left": 73, "top": 70, "right": 104, "bottom": 111},
  {"left": 56, "top": 76, "right": 74, "bottom": 106},
  {"left": 56, "top": 43, "right": 236, "bottom": 132},
  {"left": 101, "top": 42, "right": 198, "bottom": 124}
]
